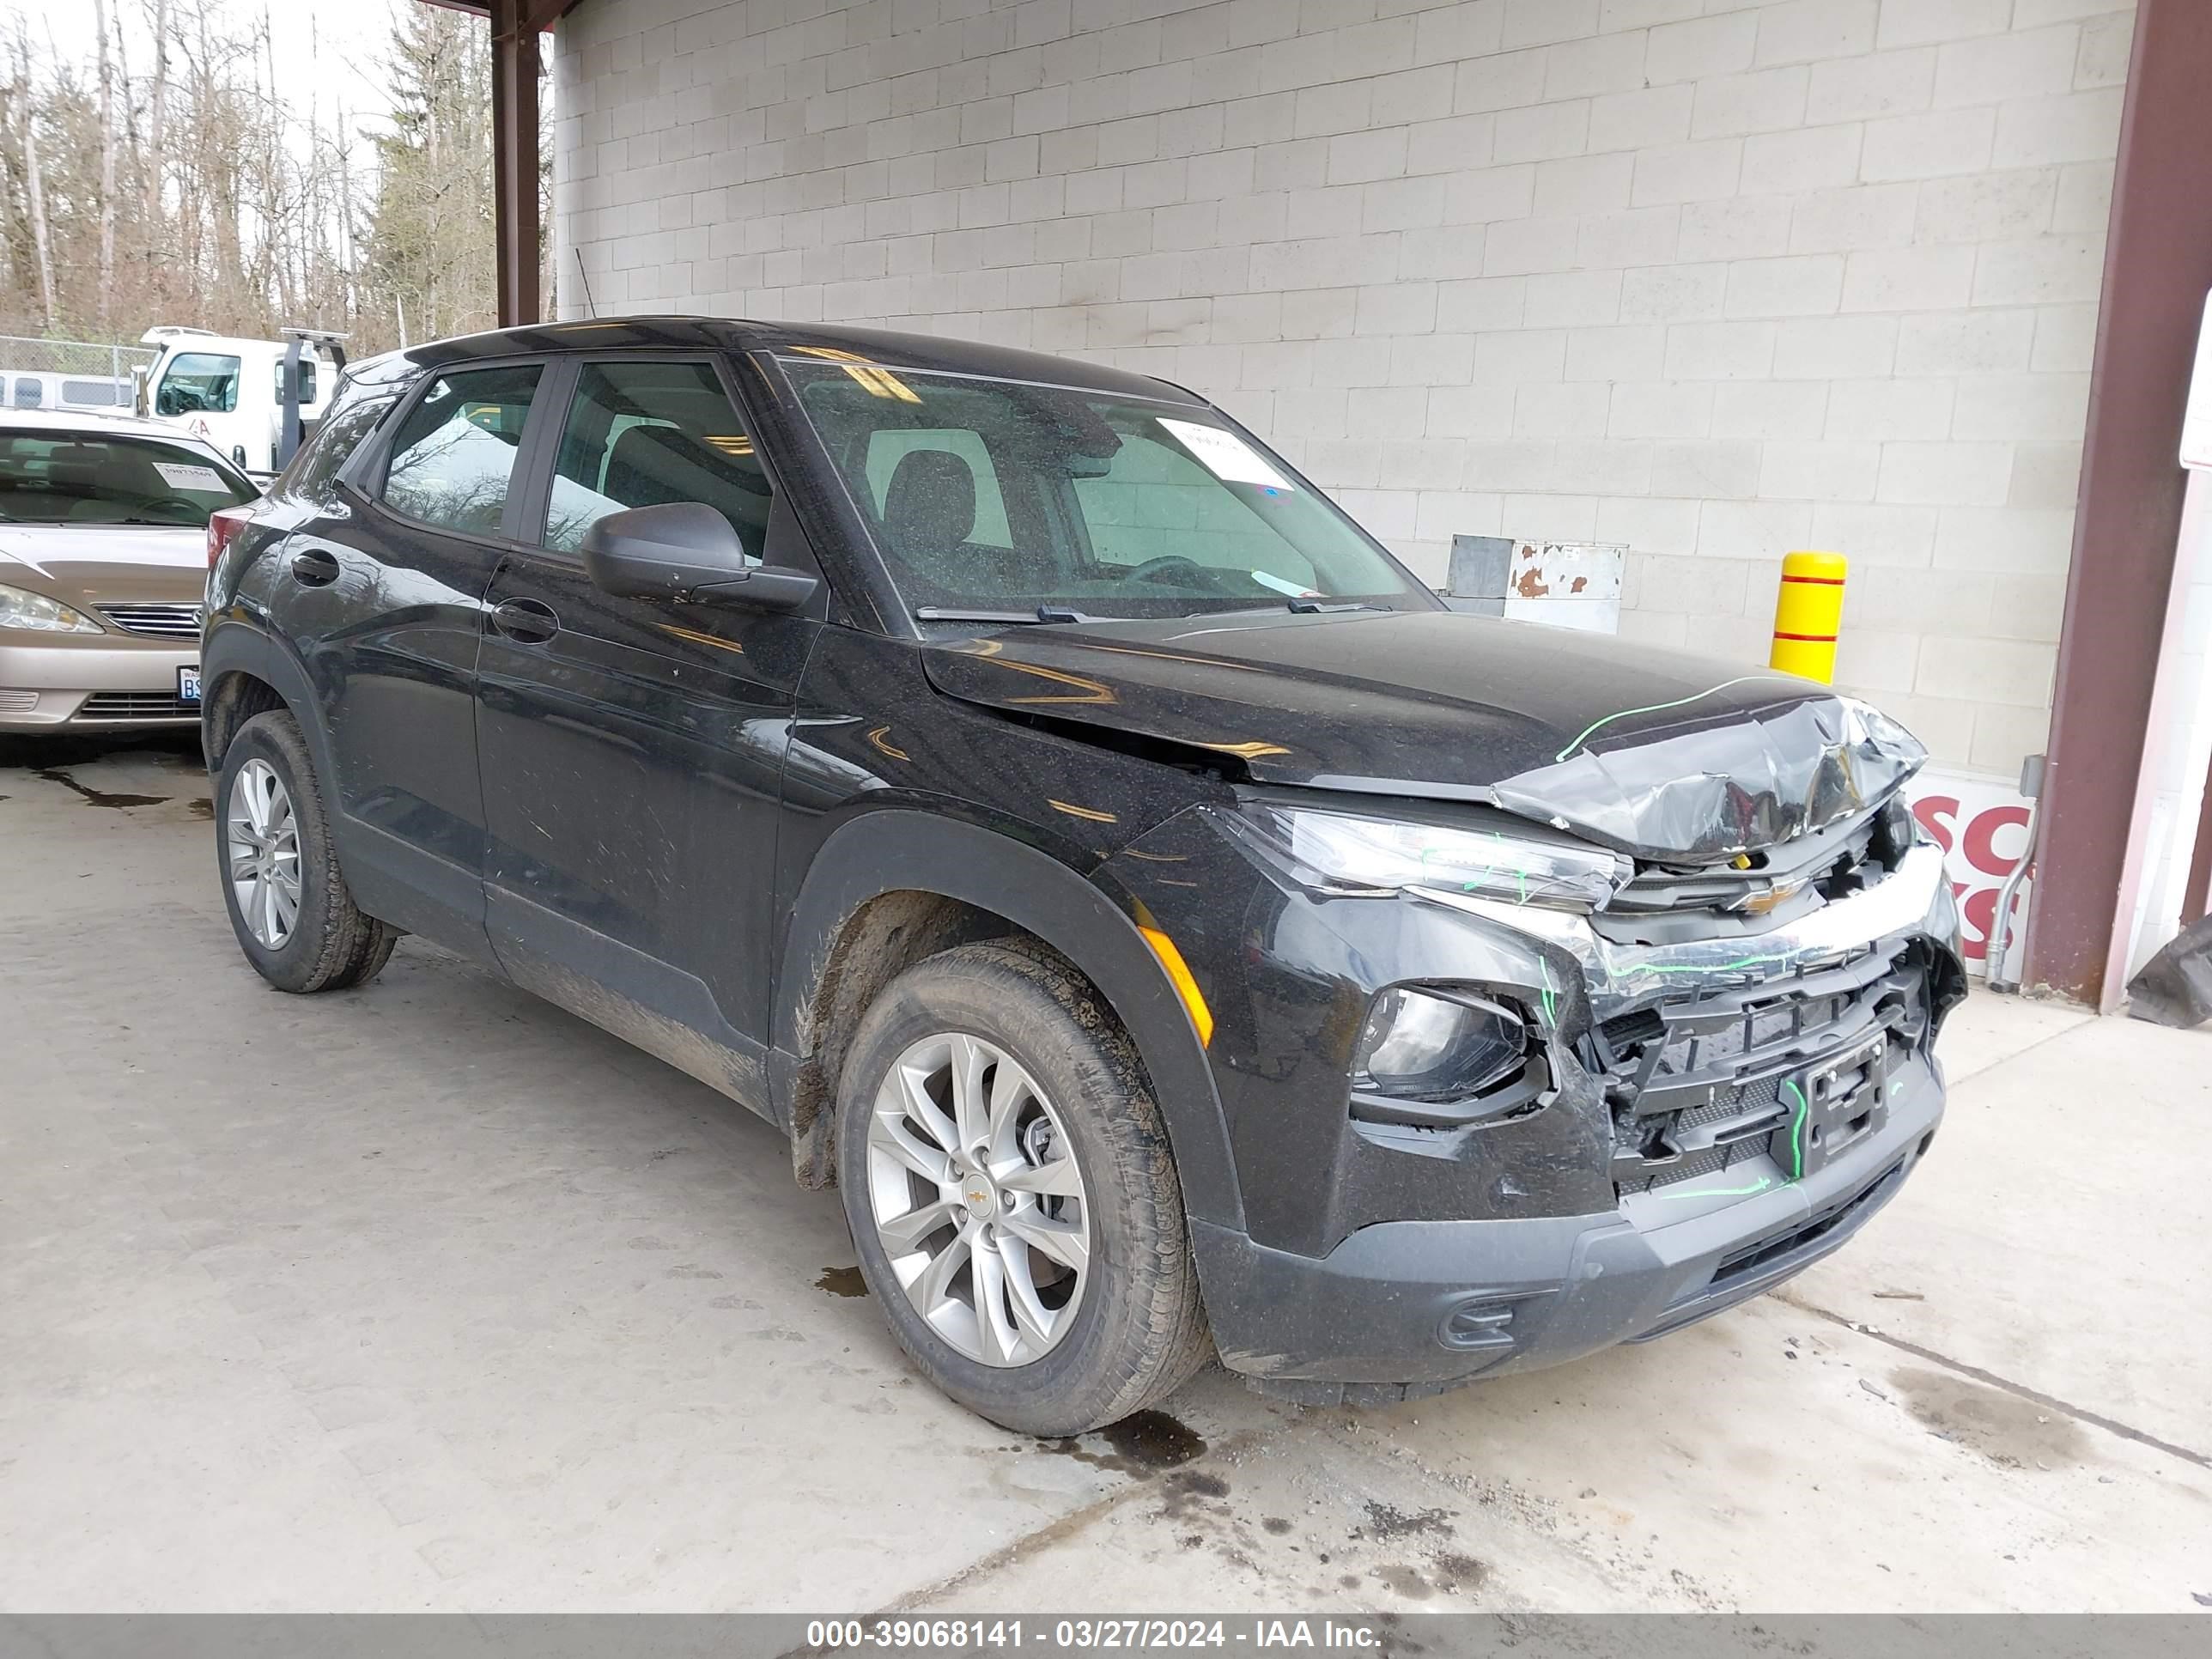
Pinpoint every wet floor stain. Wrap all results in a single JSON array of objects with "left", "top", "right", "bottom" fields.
[
  {"left": 1431, "top": 1552, "right": 1488, "bottom": 1594},
  {"left": 1156, "top": 1468, "right": 1231, "bottom": 1520},
  {"left": 33, "top": 769, "right": 167, "bottom": 809},
  {"left": 1889, "top": 1366, "right": 2092, "bottom": 1468},
  {"left": 1037, "top": 1408, "right": 1208, "bottom": 1476},
  {"left": 815, "top": 1265, "right": 868, "bottom": 1297},
  {"left": 1261, "top": 1516, "right": 1292, "bottom": 1535},
  {"left": 1101, "top": 1408, "right": 1206, "bottom": 1469}
]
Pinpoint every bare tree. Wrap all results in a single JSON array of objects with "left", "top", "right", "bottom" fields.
[
  {"left": 142, "top": 0, "right": 166, "bottom": 232},
  {"left": 14, "top": 25, "right": 54, "bottom": 333},
  {"left": 95, "top": 0, "right": 116, "bottom": 325},
  {"left": 0, "top": 0, "right": 527, "bottom": 354}
]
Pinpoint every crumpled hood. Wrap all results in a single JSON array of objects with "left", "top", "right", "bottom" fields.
[{"left": 921, "top": 609, "right": 1925, "bottom": 862}]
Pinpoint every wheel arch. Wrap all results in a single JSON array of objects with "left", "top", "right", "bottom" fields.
[
  {"left": 200, "top": 622, "right": 325, "bottom": 777},
  {"left": 772, "top": 810, "right": 1243, "bottom": 1232}
]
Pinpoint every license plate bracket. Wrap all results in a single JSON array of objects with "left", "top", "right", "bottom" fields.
[{"left": 1772, "top": 1030, "right": 1888, "bottom": 1182}]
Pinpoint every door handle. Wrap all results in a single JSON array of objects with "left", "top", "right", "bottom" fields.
[
  {"left": 289, "top": 549, "right": 340, "bottom": 587},
  {"left": 489, "top": 597, "right": 561, "bottom": 644}
]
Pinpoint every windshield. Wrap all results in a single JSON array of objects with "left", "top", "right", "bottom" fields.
[
  {"left": 782, "top": 360, "right": 1431, "bottom": 620},
  {"left": 155, "top": 352, "right": 242, "bottom": 416},
  {"left": 0, "top": 431, "right": 258, "bottom": 525}
]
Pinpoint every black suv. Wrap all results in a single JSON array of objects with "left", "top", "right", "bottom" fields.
[{"left": 203, "top": 319, "right": 1964, "bottom": 1435}]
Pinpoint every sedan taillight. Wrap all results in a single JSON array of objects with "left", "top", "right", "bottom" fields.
[{"left": 207, "top": 507, "right": 249, "bottom": 568}]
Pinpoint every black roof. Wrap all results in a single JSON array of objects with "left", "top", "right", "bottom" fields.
[{"left": 372, "top": 316, "right": 1206, "bottom": 406}]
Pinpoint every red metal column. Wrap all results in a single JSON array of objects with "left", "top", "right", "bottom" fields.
[
  {"left": 2027, "top": 0, "right": 2212, "bottom": 1005},
  {"left": 489, "top": 0, "right": 542, "bottom": 329},
  {"left": 2184, "top": 751, "right": 2212, "bottom": 927}
]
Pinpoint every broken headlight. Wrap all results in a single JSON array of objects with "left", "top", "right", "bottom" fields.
[
  {"left": 1351, "top": 986, "right": 1547, "bottom": 1127},
  {"left": 1227, "top": 800, "right": 1631, "bottom": 911}
]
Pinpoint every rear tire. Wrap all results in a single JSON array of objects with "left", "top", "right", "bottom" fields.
[
  {"left": 836, "top": 942, "right": 1211, "bottom": 1437},
  {"left": 216, "top": 709, "right": 398, "bottom": 994}
]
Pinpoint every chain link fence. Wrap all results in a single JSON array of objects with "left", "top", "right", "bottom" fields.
[
  {"left": 0, "top": 335, "right": 157, "bottom": 378},
  {"left": 0, "top": 334, "right": 159, "bottom": 412}
]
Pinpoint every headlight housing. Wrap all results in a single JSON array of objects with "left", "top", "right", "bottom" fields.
[
  {"left": 0, "top": 582, "right": 104, "bottom": 634},
  {"left": 1351, "top": 986, "right": 1547, "bottom": 1127},
  {"left": 1224, "top": 799, "right": 1631, "bottom": 911}
]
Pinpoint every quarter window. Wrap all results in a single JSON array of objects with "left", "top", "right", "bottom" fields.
[
  {"left": 380, "top": 364, "right": 543, "bottom": 537},
  {"left": 542, "top": 361, "right": 773, "bottom": 560},
  {"left": 155, "top": 353, "right": 241, "bottom": 416},
  {"left": 278, "top": 390, "right": 398, "bottom": 501}
]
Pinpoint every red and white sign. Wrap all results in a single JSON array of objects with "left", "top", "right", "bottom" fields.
[{"left": 1907, "top": 770, "right": 2033, "bottom": 969}]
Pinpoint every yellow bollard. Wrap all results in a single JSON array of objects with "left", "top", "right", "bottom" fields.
[{"left": 1770, "top": 550, "right": 1847, "bottom": 683}]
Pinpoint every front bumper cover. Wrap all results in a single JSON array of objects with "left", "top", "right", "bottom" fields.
[
  {"left": 1197, "top": 1054, "right": 1939, "bottom": 1405},
  {"left": 1152, "top": 835, "right": 1961, "bottom": 1403},
  {"left": 0, "top": 635, "right": 199, "bottom": 728}
]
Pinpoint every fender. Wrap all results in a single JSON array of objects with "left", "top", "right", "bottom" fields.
[
  {"left": 770, "top": 808, "right": 1245, "bottom": 1231},
  {"left": 200, "top": 616, "right": 331, "bottom": 778}
]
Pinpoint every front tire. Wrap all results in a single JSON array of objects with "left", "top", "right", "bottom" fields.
[
  {"left": 216, "top": 709, "right": 398, "bottom": 994},
  {"left": 836, "top": 942, "right": 1211, "bottom": 1436}
]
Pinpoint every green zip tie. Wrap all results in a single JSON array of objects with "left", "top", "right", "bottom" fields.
[
  {"left": 1553, "top": 674, "right": 1796, "bottom": 763},
  {"left": 1782, "top": 1078, "right": 1810, "bottom": 1182}
]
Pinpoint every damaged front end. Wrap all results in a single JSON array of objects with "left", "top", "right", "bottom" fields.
[{"left": 1093, "top": 684, "right": 1965, "bottom": 1406}]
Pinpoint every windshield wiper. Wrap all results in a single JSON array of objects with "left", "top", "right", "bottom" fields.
[
  {"left": 1182, "top": 599, "right": 1390, "bottom": 619},
  {"left": 915, "top": 605, "right": 1103, "bottom": 625}
]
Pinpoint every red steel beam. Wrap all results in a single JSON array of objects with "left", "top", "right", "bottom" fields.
[
  {"left": 2027, "top": 0, "right": 2212, "bottom": 1005},
  {"left": 2185, "top": 747, "right": 2212, "bottom": 927},
  {"left": 489, "top": 0, "right": 543, "bottom": 329}
]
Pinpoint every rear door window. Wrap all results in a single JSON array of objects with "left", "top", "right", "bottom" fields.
[{"left": 379, "top": 364, "right": 544, "bottom": 538}]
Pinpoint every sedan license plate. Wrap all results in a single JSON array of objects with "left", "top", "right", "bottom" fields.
[{"left": 178, "top": 665, "right": 202, "bottom": 706}]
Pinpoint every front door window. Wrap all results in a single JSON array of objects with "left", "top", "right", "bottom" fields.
[{"left": 541, "top": 361, "right": 773, "bottom": 557}]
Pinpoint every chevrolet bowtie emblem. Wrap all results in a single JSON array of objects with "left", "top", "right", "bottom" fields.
[{"left": 1732, "top": 874, "right": 1810, "bottom": 915}]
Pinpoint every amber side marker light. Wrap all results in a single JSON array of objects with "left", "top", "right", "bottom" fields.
[{"left": 1133, "top": 901, "right": 1214, "bottom": 1048}]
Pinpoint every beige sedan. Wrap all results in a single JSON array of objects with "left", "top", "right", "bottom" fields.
[{"left": 0, "top": 410, "right": 258, "bottom": 731}]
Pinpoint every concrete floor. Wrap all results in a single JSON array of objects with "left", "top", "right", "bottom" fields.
[{"left": 2, "top": 732, "right": 2208, "bottom": 1614}]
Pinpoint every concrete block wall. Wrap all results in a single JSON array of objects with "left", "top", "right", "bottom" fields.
[{"left": 553, "top": 0, "right": 2137, "bottom": 778}]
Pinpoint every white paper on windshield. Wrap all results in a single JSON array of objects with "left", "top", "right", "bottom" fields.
[
  {"left": 1158, "top": 418, "right": 1294, "bottom": 491},
  {"left": 153, "top": 462, "right": 225, "bottom": 492}
]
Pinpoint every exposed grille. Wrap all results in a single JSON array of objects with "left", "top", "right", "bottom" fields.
[
  {"left": 1595, "top": 944, "right": 1934, "bottom": 1194},
  {"left": 76, "top": 691, "right": 198, "bottom": 720},
  {"left": 96, "top": 602, "right": 203, "bottom": 638},
  {"left": 1598, "top": 805, "right": 1905, "bottom": 946}
]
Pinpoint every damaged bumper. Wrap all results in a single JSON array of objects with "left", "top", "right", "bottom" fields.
[
  {"left": 1119, "top": 825, "right": 1963, "bottom": 1407},
  {"left": 1199, "top": 1056, "right": 1938, "bottom": 1406}
]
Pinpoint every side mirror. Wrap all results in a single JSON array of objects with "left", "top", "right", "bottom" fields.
[{"left": 580, "top": 501, "right": 820, "bottom": 613}]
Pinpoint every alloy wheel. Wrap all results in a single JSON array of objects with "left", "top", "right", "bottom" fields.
[
  {"left": 227, "top": 757, "right": 302, "bottom": 949},
  {"left": 864, "top": 1031, "right": 1091, "bottom": 1367}
]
